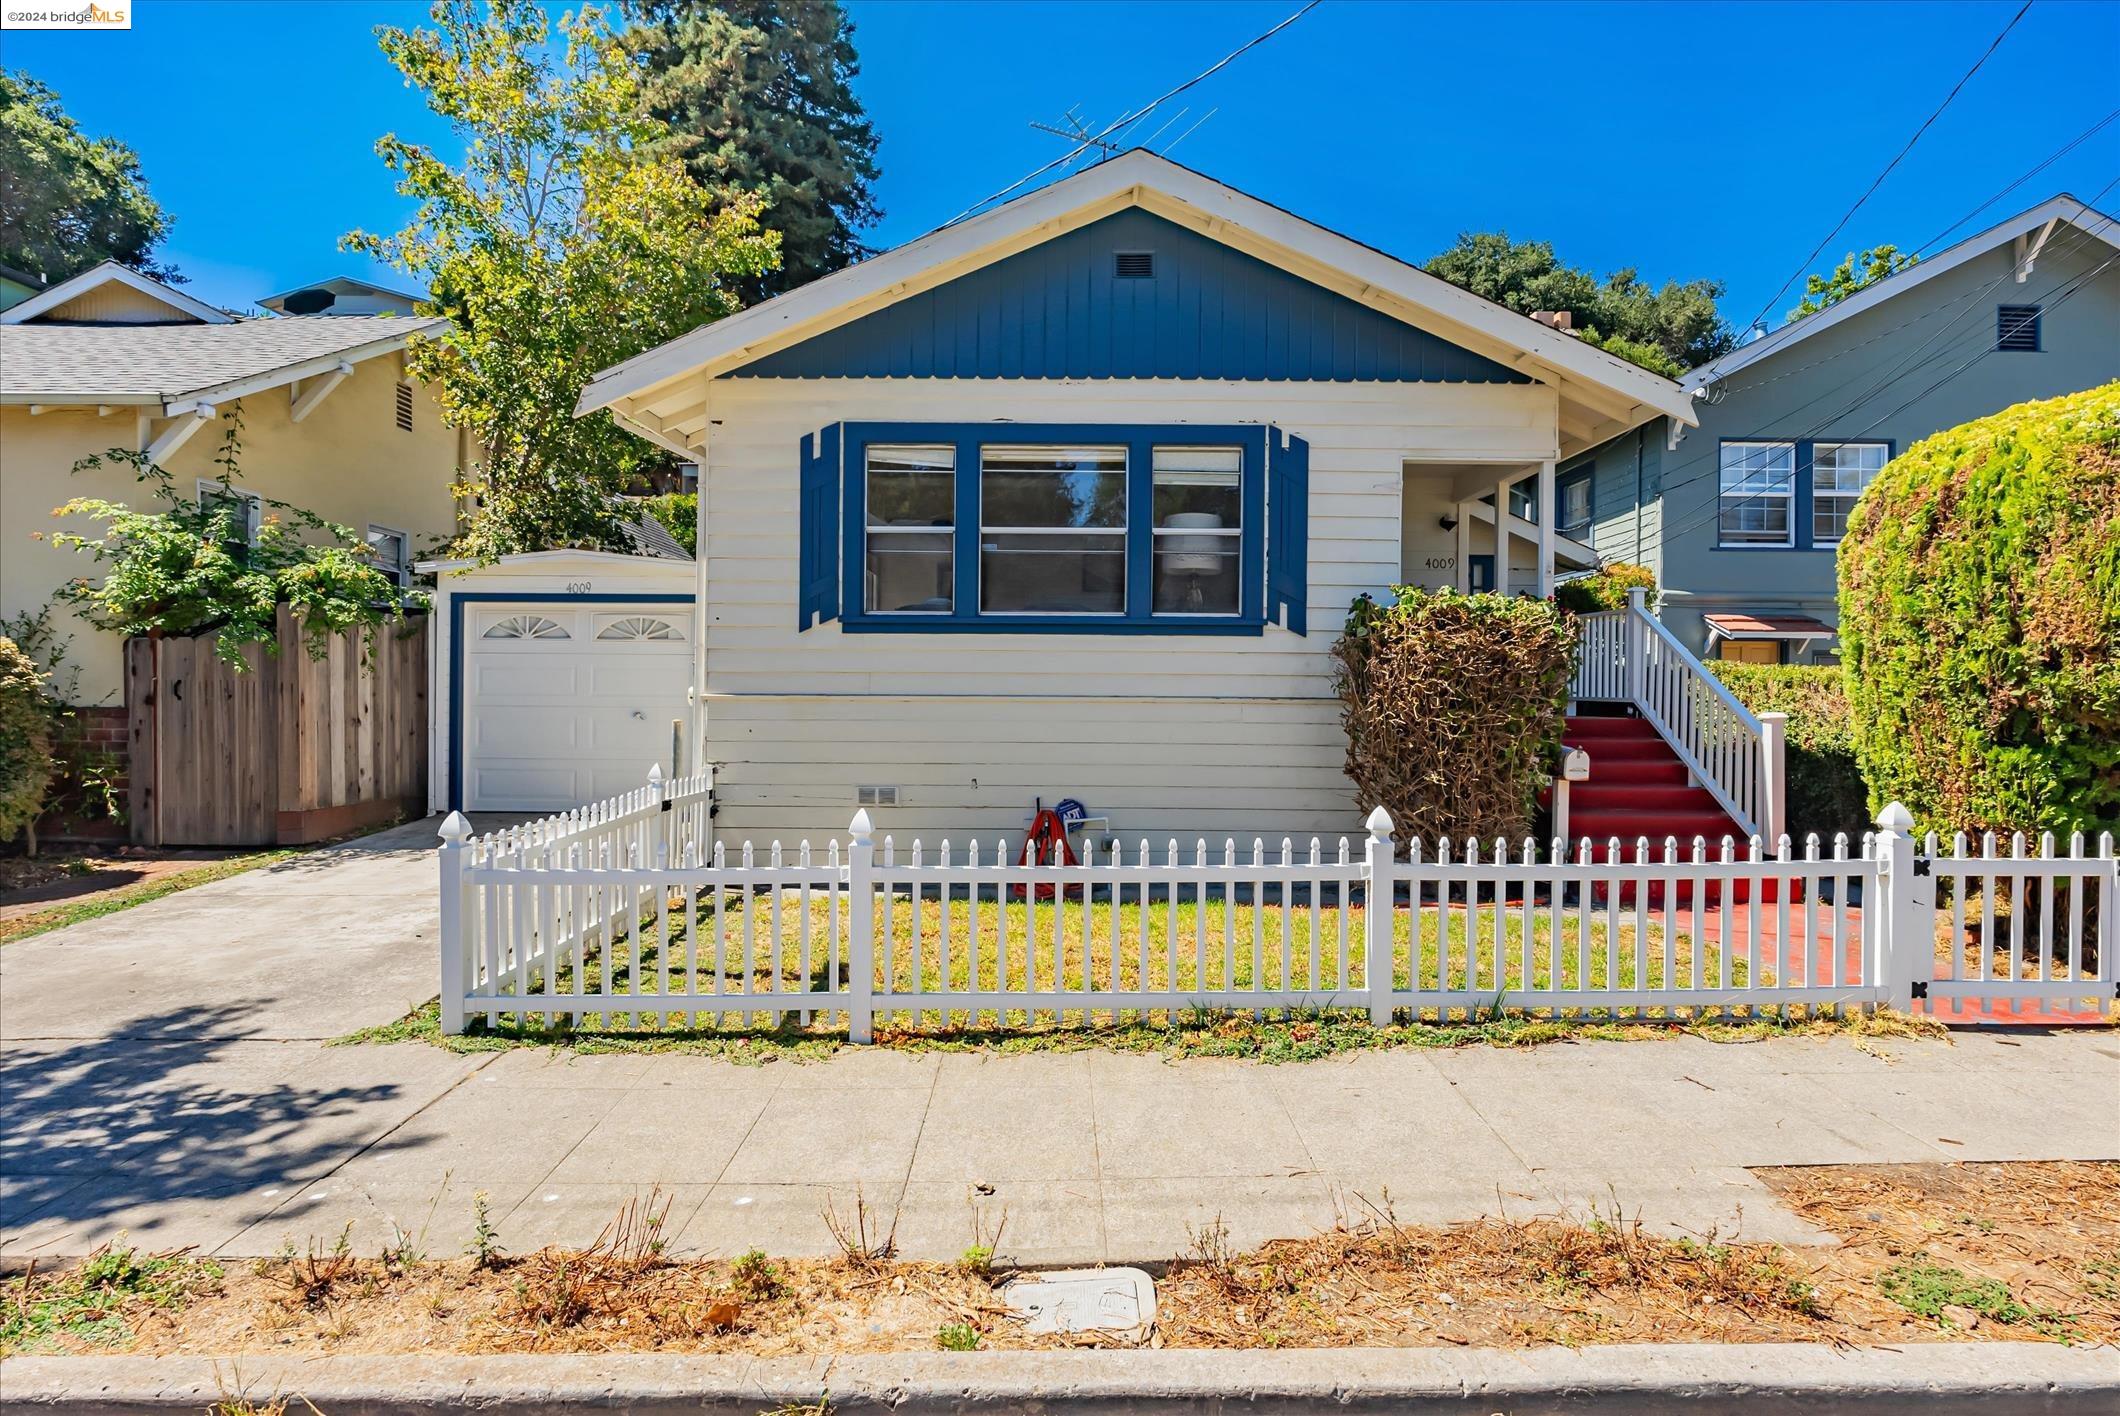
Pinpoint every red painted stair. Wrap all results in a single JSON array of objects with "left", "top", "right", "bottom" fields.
[{"left": 1559, "top": 713, "right": 1769, "bottom": 902}]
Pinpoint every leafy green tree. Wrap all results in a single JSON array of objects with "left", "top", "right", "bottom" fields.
[
  {"left": 1793, "top": 244, "right": 1918, "bottom": 317},
  {"left": 1423, "top": 232, "right": 1734, "bottom": 377},
  {"left": 348, "top": 0, "right": 780, "bottom": 558},
  {"left": 624, "top": 0, "right": 880, "bottom": 299},
  {"left": 0, "top": 70, "right": 177, "bottom": 284}
]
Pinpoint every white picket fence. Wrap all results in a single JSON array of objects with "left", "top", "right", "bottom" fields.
[
  {"left": 437, "top": 774, "right": 2116, "bottom": 1038},
  {"left": 1568, "top": 588, "right": 1786, "bottom": 843}
]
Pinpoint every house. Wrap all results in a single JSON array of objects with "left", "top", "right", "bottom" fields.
[
  {"left": 535, "top": 150, "right": 1696, "bottom": 842},
  {"left": 0, "top": 261, "right": 467, "bottom": 719},
  {"left": 1561, "top": 195, "right": 2120, "bottom": 664},
  {"left": 0, "top": 263, "right": 46, "bottom": 313}
]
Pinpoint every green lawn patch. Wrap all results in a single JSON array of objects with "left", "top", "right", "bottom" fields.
[
  {"left": 0, "top": 849, "right": 297, "bottom": 946},
  {"left": 0, "top": 1247, "right": 223, "bottom": 1354}
]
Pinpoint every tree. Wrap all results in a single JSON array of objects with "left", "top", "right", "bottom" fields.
[
  {"left": 0, "top": 70, "right": 177, "bottom": 284},
  {"left": 1794, "top": 244, "right": 1917, "bottom": 317},
  {"left": 1423, "top": 232, "right": 1734, "bottom": 377},
  {"left": 348, "top": 0, "right": 779, "bottom": 558},
  {"left": 624, "top": 0, "right": 880, "bottom": 299}
]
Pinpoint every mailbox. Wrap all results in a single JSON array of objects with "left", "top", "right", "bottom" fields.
[{"left": 1561, "top": 747, "right": 1591, "bottom": 782}]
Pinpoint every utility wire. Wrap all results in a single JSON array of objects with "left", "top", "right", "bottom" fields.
[
  {"left": 1734, "top": 0, "right": 2035, "bottom": 340},
  {"left": 941, "top": 1, "right": 1324, "bottom": 228}
]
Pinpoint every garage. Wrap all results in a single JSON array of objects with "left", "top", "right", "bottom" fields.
[{"left": 420, "top": 549, "right": 696, "bottom": 813}]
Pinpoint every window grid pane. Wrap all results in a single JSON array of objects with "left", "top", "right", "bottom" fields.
[
  {"left": 1812, "top": 441, "right": 1887, "bottom": 544},
  {"left": 1719, "top": 442, "right": 1794, "bottom": 545},
  {"left": 866, "top": 445, "right": 955, "bottom": 614},
  {"left": 980, "top": 444, "right": 1127, "bottom": 614},
  {"left": 1151, "top": 447, "right": 1242, "bottom": 616}
]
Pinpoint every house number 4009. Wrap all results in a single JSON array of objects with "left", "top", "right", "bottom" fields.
[{"left": 565, "top": 581, "right": 592, "bottom": 592}]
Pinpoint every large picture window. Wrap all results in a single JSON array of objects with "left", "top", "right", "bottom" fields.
[
  {"left": 1718, "top": 441, "right": 1794, "bottom": 546},
  {"left": 816, "top": 421, "right": 1301, "bottom": 634},
  {"left": 978, "top": 445, "right": 1127, "bottom": 614},
  {"left": 864, "top": 445, "right": 955, "bottom": 613},
  {"left": 1811, "top": 441, "right": 1888, "bottom": 544}
]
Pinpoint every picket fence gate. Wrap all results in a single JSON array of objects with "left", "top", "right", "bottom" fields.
[{"left": 437, "top": 769, "right": 2116, "bottom": 1039}]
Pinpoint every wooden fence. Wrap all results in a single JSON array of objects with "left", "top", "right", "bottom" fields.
[{"left": 126, "top": 608, "right": 428, "bottom": 847}]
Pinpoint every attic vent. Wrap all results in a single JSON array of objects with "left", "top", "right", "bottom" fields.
[
  {"left": 857, "top": 785, "right": 900, "bottom": 807},
  {"left": 1996, "top": 304, "right": 2041, "bottom": 352},
  {"left": 281, "top": 288, "right": 336, "bottom": 315},
  {"left": 394, "top": 381, "right": 414, "bottom": 431},
  {"left": 1114, "top": 251, "right": 1155, "bottom": 280}
]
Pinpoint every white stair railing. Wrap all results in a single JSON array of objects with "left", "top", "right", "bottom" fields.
[{"left": 1569, "top": 588, "right": 1785, "bottom": 844}]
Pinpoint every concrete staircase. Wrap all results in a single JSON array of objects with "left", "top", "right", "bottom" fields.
[{"left": 1562, "top": 713, "right": 1747, "bottom": 860}]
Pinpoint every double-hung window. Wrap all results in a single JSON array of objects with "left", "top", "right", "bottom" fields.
[
  {"left": 197, "top": 479, "right": 263, "bottom": 544},
  {"left": 815, "top": 422, "right": 1305, "bottom": 634},
  {"left": 863, "top": 445, "right": 956, "bottom": 614},
  {"left": 1556, "top": 470, "right": 1593, "bottom": 541},
  {"left": 1810, "top": 442, "right": 1888, "bottom": 545},
  {"left": 366, "top": 525, "right": 412, "bottom": 587},
  {"left": 979, "top": 445, "right": 1128, "bottom": 614},
  {"left": 1718, "top": 441, "right": 1794, "bottom": 546}
]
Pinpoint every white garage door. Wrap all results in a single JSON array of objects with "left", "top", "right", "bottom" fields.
[{"left": 463, "top": 603, "right": 691, "bottom": 811}]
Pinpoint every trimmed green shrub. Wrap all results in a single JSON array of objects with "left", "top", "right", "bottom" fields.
[
  {"left": 1838, "top": 384, "right": 2120, "bottom": 836},
  {"left": 1554, "top": 562, "right": 1655, "bottom": 615},
  {"left": 0, "top": 636, "right": 56, "bottom": 846},
  {"left": 1709, "top": 662, "right": 1870, "bottom": 841},
  {"left": 640, "top": 492, "right": 697, "bottom": 556},
  {"left": 1334, "top": 588, "right": 1575, "bottom": 841}
]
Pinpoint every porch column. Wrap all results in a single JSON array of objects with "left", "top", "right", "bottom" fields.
[
  {"left": 1454, "top": 502, "right": 1472, "bottom": 592},
  {"left": 1493, "top": 475, "right": 1510, "bottom": 598},
  {"left": 1535, "top": 459, "right": 1556, "bottom": 598}
]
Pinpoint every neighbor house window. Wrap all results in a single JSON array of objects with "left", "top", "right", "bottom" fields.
[
  {"left": 864, "top": 445, "right": 955, "bottom": 614},
  {"left": 978, "top": 444, "right": 1127, "bottom": 615},
  {"left": 1718, "top": 441, "right": 1794, "bottom": 546},
  {"left": 1557, "top": 470, "right": 1593, "bottom": 540},
  {"left": 1152, "top": 447, "right": 1242, "bottom": 615},
  {"left": 1996, "top": 304, "right": 2041, "bottom": 352},
  {"left": 197, "top": 479, "right": 262, "bottom": 543},
  {"left": 1810, "top": 442, "right": 1888, "bottom": 545},
  {"left": 366, "top": 525, "right": 411, "bottom": 587}
]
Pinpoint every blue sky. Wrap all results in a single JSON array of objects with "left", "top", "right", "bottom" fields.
[{"left": 10, "top": 0, "right": 2117, "bottom": 336}]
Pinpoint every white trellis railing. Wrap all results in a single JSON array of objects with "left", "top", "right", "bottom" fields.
[
  {"left": 1568, "top": 587, "right": 1786, "bottom": 843},
  {"left": 438, "top": 775, "right": 2116, "bottom": 1037}
]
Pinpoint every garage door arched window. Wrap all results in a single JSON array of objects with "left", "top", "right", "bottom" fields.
[
  {"left": 597, "top": 615, "right": 683, "bottom": 641},
  {"left": 484, "top": 614, "right": 570, "bottom": 640}
]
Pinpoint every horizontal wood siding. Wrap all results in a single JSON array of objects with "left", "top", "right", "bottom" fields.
[{"left": 702, "top": 378, "right": 1558, "bottom": 841}]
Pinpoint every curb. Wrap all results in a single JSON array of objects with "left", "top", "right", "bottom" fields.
[{"left": 4, "top": 1343, "right": 2117, "bottom": 1413}]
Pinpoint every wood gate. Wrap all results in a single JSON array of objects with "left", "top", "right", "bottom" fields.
[{"left": 125, "top": 608, "right": 429, "bottom": 847}]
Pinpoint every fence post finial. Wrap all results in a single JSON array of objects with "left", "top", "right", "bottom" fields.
[
  {"left": 1363, "top": 805, "right": 1397, "bottom": 1027},
  {"left": 437, "top": 811, "right": 472, "bottom": 1036},
  {"left": 1874, "top": 800, "right": 1915, "bottom": 833},
  {"left": 849, "top": 807, "right": 873, "bottom": 841}
]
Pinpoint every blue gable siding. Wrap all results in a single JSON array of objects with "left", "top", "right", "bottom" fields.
[{"left": 732, "top": 209, "right": 1528, "bottom": 383}]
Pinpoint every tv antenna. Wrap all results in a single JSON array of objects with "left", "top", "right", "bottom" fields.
[{"left": 1029, "top": 105, "right": 1120, "bottom": 163}]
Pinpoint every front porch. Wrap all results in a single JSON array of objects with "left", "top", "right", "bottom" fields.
[{"left": 1399, "top": 459, "right": 1597, "bottom": 597}]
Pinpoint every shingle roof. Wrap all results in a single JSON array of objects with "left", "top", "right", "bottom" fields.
[
  {"left": 0, "top": 315, "right": 445, "bottom": 404},
  {"left": 618, "top": 504, "right": 694, "bottom": 561}
]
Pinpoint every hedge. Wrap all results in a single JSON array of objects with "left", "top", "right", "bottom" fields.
[
  {"left": 1334, "top": 588, "right": 1574, "bottom": 841},
  {"left": 0, "top": 636, "right": 55, "bottom": 845},
  {"left": 1708, "top": 662, "right": 1870, "bottom": 841},
  {"left": 1553, "top": 562, "right": 1654, "bottom": 615},
  {"left": 640, "top": 492, "right": 698, "bottom": 556},
  {"left": 1837, "top": 383, "right": 2120, "bottom": 837}
]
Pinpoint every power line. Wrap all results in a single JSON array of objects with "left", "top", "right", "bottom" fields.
[
  {"left": 1735, "top": 0, "right": 2035, "bottom": 340},
  {"left": 941, "top": 1, "right": 1324, "bottom": 228}
]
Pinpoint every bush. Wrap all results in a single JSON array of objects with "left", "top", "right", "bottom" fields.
[
  {"left": 1838, "top": 384, "right": 2120, "bottom": 836},
  {"left": 1334, "top": 588, "right": 1575, "bottom": 841},
  {"left": 1709, "top": 662, "right": 1870, "bottom": 841},
  {"left": 1554, "top": 562, "right": 1655, "bottom": 615},
  {"left": 0, "top": 637, "right": 57, "bottom": 846},
  {"left": 640, "top": 492, "right": 697, "bottom": 556}
]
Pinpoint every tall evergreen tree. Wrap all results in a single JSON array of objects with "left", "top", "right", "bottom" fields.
[
  {"left": 0, "top": 70, "right": 178, "bottom": 284},
  {"left": 624, "top": 0, "right": 880, "bottom": 299}
]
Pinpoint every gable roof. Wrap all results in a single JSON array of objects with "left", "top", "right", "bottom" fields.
[
  {"left": 0, "top": 314, "right": 446, "bottom": 409},
  {"left": 1685, "top": 193, "right": 2120, "bottom": 393},
  {"left": 578, "top": 150, "right": 1696, "bottom": 456},
  {"left": 258, "top": 275, "right": 426, "bottom": 316},
  {"left": 0, "top": 260, "right": 232, "bottom": 326}
]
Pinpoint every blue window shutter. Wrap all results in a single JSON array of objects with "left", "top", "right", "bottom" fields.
[
  {"left": 1267, "top": 428, "right": 1309, "bottom": 634},
  {"left": 798, "top": 424, "right": 842, "bottom": 629}
]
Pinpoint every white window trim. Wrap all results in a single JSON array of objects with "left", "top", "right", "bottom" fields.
[
  {"left": 1717, "top": 441, "right": 1795, "bottom": 549},
  {"left": 197, "top": 479, "right": 262, "bottom": 542},
  {"left": 976, "top": 443, "right": 1129, "bottom": 618},
  {"left": 1149, "top": 445, "right": 1244, "bottom": 619},
  {"left": 863, "top": 444, "right": 957, "bottom": 616},
  {"left": 1809, "top": 441, "right": 1889, "bottom": 547},
  {"left": 366, "top": 524, "right": 412, "bottom": 587}
]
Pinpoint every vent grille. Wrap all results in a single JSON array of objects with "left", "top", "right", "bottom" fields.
[
  {"left": 1114, "top": 251, "right": 1155, "bottom": 280},
  {"left": 856, "top": 785, "right": 900, "bottom": 807},
  {"left": 394, "top": 381, "right": 414, "bottom": 431},
  {"left": 1996, "top": 305, "right": 2041, "bottom": 352}
]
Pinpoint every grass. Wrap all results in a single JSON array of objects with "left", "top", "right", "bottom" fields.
[
  {"left": 0, "top": 849, "right": 298, "bottom": 946},
  {"left": 0, "top": 1247, "right": 224, "bottom": 1353},
  {"left": 1878, "top": 1255, "right": 2074, "bottom": 1337}
]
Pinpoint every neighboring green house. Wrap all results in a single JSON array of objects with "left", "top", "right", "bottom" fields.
[
  {"left": 1560, "top": 194, "right": 2120, "bottom": 664},
  {"left": 0, "top": 263, "right": 46, "bottom": 312}
]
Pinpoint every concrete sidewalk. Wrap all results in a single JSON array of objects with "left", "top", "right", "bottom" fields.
[{"left": 5, "top": 1028, "right": 2114, "bottom": 1267}]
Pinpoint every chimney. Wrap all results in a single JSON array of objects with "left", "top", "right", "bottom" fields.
[{"left": 1530, "top": 310, "right": 1575, "bottom": 332}]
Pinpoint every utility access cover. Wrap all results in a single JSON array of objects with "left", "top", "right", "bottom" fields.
[{"left": 1001, "top": 1267, "right": 1155, "bottom": 1338}]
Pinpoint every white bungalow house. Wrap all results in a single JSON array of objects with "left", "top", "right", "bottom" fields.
[{"left": 453, "top": 152, "right": 1697, "bottom": 840}]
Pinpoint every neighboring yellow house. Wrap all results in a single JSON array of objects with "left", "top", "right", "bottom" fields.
[{"left": 0, "top": 262, "right": 468, "bottom": 708}]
